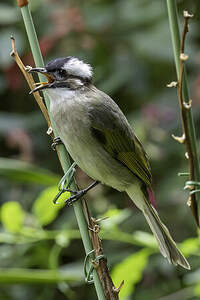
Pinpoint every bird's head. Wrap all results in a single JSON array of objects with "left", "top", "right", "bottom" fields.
[{"left": 29, "top": 56, "right": 93, "bottom": 94}]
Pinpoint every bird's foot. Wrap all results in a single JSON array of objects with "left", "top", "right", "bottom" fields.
[
  {"left": 64, "top": 189, "right": 88, "bottom": 206},
  {"left": 64, "top": 181, "right": 99, "bottom": 206},
  {"left": 51, "top": 137, "right": 63, "bottom": 151}
]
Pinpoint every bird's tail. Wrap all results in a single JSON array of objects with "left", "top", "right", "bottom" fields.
[{"left": 126, "top": 184, "right": 190, "bottom": 269}]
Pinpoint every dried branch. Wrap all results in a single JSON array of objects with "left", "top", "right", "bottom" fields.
[
  {"left": 10, "top": 37, "right": 51, "bottom": 130},
  {"left": 175, "top": 11, "right": 199, "bottom": 224},
  {"left": 83, "top": 201, "right": 123, "bottom": 300},
  {"left": 167, "top": 0, "right": 200, "bottom": 225}
]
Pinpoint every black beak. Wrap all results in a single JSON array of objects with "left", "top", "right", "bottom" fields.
[
  {"left": 28, "top": 67, "right": 54, "bottom": 94},
  {"left": 28, "top": 67, "right": 48, "bottom": 73}
]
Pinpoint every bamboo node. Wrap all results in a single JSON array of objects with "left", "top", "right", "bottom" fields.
[
  {"left": 183, "top": 99, "right": 192, "bottom": 109},
  {"left": 171, "top": 133, "right": 185, "bottom": 144},
  {"left": 47, "top": 127, "right": 53, "bottom": 135},
  {"left": 89, "top": 224, "right": 100, "bottom": 234},
  {"left": 187, "top": 196, "right": 192, "bottom": 207},
  {"left": 113, "top": 280, "right": 124, "bottom": 294},
  {"left": 167, "top": 81, "right": 178, "bottom": 88},
  {"left": 92, "top": 259, "right": 100, "bottom": 269},
  {"left": 180, "top": 53, "right": 189, "bottom": 61},
  {"left": 24, "top": 65, "right": 32, "bottom": 72},
  {"left": 183, "top": 11, "right": 194, "bottom": 19},
  {"left": 10, "top": 50, "right": 15, "bottom": 57},
  {"left": 184, "top": 184, "right": 194, "bottom": 191},
  {"left": 185, "top": 152, "right": 189, "bottom": 159}
]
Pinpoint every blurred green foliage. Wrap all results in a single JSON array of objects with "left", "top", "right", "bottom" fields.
[
  {"left": 1, "top": 201, "right": 25, "bottom": 233},
  {"left": 1, "top": 0, "right": 200, "bottom": 299},
  {"left": 111, "top": 248, "right": 152, "bottom": 299}
]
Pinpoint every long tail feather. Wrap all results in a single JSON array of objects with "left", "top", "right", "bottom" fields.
[
  {"left": 126, "top": 184, "right": 190, "bottom": 269},
  {"left": 143, "top": 200, "right": 190, "bottom": 269}
]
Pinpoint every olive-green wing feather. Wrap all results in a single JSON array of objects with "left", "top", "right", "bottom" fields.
[{"left": 88, "top": 89, "right": 152, "bottom": 187}]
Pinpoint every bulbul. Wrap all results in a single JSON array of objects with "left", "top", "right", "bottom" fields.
[{"left": 29, "top": 56, "right": 190, "bottom": 269}]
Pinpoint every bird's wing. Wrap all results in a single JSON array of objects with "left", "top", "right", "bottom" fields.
[{"left": 88, "top": 88, "right": 152, "bottom": 187}]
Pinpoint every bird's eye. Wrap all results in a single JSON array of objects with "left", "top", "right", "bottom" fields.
[{"left": 58, "top": 69, "right": 67, "bottom": 77}]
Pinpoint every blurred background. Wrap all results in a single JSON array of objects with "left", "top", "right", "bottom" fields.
[{"left": 0, "top": 0, "right": 200, "bottom": 299}]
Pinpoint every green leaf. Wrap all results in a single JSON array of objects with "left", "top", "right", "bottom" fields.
[
  {"left": 32, "top": 186, "right": 69, "bottom": 226},
  {"left": 194, "top": 283, "right": 200, "bottom": 297},
  {"left": 111, "top": 249, "right": 151, "bottom": 299},
  {"left": 1, "top": 202, "right": 25, "bottom": 233},
  {"left": 180, "top": 238, "right": 199, "bottom": 257},
  {"left": 0, "top": 158, "right": 60, "bottom": 186}
]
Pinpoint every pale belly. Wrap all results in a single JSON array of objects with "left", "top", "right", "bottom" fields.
[
  {"left": 59, "top": 125, "right": 135, "bottom": 191},
  {"left": 48, "top": 88, "right": 136, "bottom": 191}
]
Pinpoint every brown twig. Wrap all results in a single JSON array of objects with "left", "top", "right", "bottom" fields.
[
  {"left": 10, "top": 37, "right": 68, "bottom": 172},
  {"left": 175, "top": 11, "right": 199, "bottom": 224},
  {"left": 10, "top": 36, "right": 52, "bottom": 133},
  {"left": 83, "top": 200, "right": 123, "bottom": 300}
]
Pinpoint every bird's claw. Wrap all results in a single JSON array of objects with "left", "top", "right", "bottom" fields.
[
  {"left": 51, "top": 137, "right": 63, "bottom": 151},
  {"left": 64, "top": 189, "right": 86, "bottom": 206},
  {"left": 64, "top": 181, "right": 99, "bottom": 206}
]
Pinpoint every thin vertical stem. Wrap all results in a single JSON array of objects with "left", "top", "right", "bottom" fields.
[{"left": 166, "top": 0, "right": 200, "bottom": 224}]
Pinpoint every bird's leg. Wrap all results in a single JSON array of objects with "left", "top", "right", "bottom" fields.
[
  {"left": 51, "top": 137, "right": 63, "bottom": 151},
  {"left": 64, "top": 181, "right": 99, "bottom": 206}
]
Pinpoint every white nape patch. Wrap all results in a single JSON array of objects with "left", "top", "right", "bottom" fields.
[{"left": 63, "top": 57, "right": 93, "bottom": 79}]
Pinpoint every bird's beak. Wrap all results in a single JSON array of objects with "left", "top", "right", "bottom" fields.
[{"left": 28, "top": 67, "right": 55, "bottom": 94}]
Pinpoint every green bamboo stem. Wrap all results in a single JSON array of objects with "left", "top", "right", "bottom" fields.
[
  {"left": 17, "top": 2, "right": 106, "bottom": 299},
  {"left": 0, "top": 268, "right": 82, "bottom": 284},
  {"left": 166, "top": 0, "right": 200, "bottom": 222}
]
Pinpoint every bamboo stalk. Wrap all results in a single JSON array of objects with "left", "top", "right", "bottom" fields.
[
  {"left": 16, "top": 1, "right": 106, "bottom": 298},
  {"left": 166, "top": 0, "right": 200, "bottom": 225}
]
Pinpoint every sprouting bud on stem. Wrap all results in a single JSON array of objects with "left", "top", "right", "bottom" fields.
[
  {"left": 47, "top": 126, "right": 53, "bottom": 135},
  {"left": 167, "top": 81, "right": 178, "bottom": 88},
  {"left": 172, "top": 133, "right": 185, "bottom": 144},
  {"left": 183, "top": 99, "right": 192, "bottom": 109},
  {"left": 183, "top": 11, "right": 194, "bottom": 19},
  {"left": 185, "top": 152, "right": 189, "bottom": 159},
  {"left": 180, "top": 53, "right": 189, "bottom": 61}
]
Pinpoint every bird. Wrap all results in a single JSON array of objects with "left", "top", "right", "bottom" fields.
[{"left": 29, "top": 56, "right": 190, "bottom": 269}]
